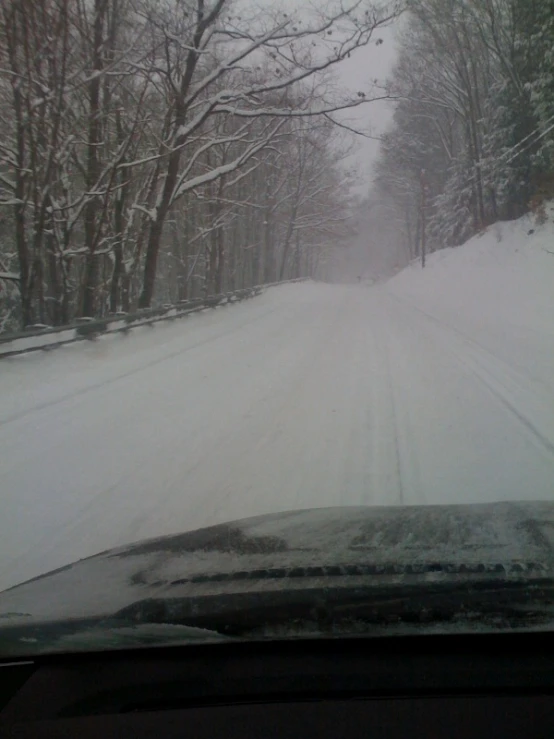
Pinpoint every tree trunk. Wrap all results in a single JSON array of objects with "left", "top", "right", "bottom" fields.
[
  {"left": 207, "top": 237, "right": 217, "bottom": 295},
  {"left": 214, "top": 229, "right": 224, "bottom": 294},
  {"left": 213, "top": 175, "right": 225, "bottom": 293},
  {"left": 46, "top": 231, "right": 62, "bottom": 325},
  {"left": 138, "top": 9, "right": 213, "bottom": 308},
  {"left": 121, "top": 272, "right": 131, "bottom": 312},
  {"left": 12, "top": 73, "right": 30, "bottom": 324},
  {"left": 109, "top": 107, "right": 126, "bottom": 314},
  {"left": 30, "top": 257, "right": 45, "bottom": 323},
  {"left": 81, "top": 0, "right": 106, "bottom": 317},
  {"left": 279, "top": 203, "right": 298, "bottom": 281},
  {"left": 263, "top": 207, "right": 272, "bottom": 283},
  {"left": 15, "top": 205, "right": 31, "bottom": 327},
  {"left": 139, "top": 213, "right": 166, "bottom": 307}
]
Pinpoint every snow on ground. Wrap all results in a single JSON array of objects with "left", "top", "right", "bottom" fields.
[
  {"left": 1, "top": 214, "right": 554, "bottom": 592},
  {"left": 387, "top": 211, "right": 554, "bottom": 391}
]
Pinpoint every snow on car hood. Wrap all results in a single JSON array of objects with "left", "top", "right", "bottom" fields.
[{"left": 1, "top": 501, "right": 554, "bottom": 625}]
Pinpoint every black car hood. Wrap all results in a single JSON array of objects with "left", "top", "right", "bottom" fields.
[{"left": 1, "top": 502, "right": 554, "bottom": 627}]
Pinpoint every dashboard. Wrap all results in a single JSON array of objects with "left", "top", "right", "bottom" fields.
[{"left": 1, "top": 631, "right": 554, "bottom": 737}]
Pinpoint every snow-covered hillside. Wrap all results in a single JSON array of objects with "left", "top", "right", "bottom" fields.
[
  {"left": 386, "top": 210, "right": 554, "bottom": 392},
  {"left": 1, "top": 211, "right": 553, "bottom": 593},
  {"left": 391, "top": 211, "right": 554, "bottom": 331}
]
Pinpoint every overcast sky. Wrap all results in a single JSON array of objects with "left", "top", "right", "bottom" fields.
[
  {"left": 335, "top": 23, "right": 399, "bottom": 191},
  {"left": 247, "top": 0, "right": 400, "bottom": 191}
]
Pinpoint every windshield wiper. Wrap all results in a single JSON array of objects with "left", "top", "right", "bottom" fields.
[
  {"left": 112, "top": 579, "right": 554, "bottom": 637},
  {"left": 0, "top": 616, "right": 234, "bottom": 657},
  {"left": 3, "top": 579, "right": 553, "bottom": 657}
]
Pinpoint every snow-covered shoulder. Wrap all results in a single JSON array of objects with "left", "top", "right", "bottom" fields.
[{"left": 386, "top": 208, "right": 554, "bottom": 344}]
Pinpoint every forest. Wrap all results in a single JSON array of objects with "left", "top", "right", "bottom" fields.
[
  {"left": 0, "top": 0, "right": 395, "bottom": 331},
  {"left": 1, "top": 0, "right": 553, "bottom": 332},
  {"left": 370, "top": 0, "right": 554, "bottom": 264}
]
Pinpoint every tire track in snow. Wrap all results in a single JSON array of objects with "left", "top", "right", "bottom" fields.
[
  {"left": 82, "top": 287, "right": 363, "bottom": 538},
  {"left": 0, "top": 302, "right": 282, "bottom": 427},
  {"left": 378, "top": 325, "right": 405, "bottom": 504},
  {"left": 379, "top": 316, "right": 427, "bottom": 505},
  {"left": 389, "top": 291, "right": 554, "bottom": 396},
  {"left": 387, "top": 292, "right": 554, "bottom": 463},
  {"left": 438, "top": 340, "right": 554, "bottom": 461},
  {"left": 364, "top": 295, "right": 419, "bottom": 506},
  {"left": 192, "top": 288, "right": 372, "bottom": 519}
]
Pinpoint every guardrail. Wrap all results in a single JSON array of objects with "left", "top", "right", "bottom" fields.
[{"left": 0, "top": 278, "right": 307, "bottom": 359}]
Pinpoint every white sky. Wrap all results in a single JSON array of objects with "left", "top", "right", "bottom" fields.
[
  {"left": 244, "top": 0, "right": 400, "bottom": 190},
  {"left": 334, "top": 23, "right": 398, "bottom": 190}
]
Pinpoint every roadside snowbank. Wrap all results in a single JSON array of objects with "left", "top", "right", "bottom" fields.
[{"left": 385, "top": 209, "right": 554, "bottom": 390}]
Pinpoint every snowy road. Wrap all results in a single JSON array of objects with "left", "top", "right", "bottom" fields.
[{"left": 1, "top": 277, "right": 554, "bottom": 591}]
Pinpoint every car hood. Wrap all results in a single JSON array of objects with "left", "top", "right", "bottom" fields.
[{"left": 1, "top": 501, "right": 554, "bottom": 627}]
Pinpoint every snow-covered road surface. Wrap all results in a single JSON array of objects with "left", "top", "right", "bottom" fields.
[{"left": 1, "top": 223, "right": 554, "bottom": 591}]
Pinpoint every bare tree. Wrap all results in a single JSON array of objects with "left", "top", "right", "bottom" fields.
[{"left": 0, "top": 0, "right": 399, "bottom": 328}]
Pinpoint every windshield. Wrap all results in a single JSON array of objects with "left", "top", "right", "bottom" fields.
[{"left": 1, "top": 0, "right": 554, "bottom": 657}]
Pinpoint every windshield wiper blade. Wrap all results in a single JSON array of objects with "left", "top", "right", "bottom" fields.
[
  {"left": 0, "top": 616, "right": 234, "bottom": 657},
  {"left": 3, "top": 580, "right": 553, "bottom": 655},
  {"left": 112, "top": 579, "right": 554, "bottom": 637}
]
